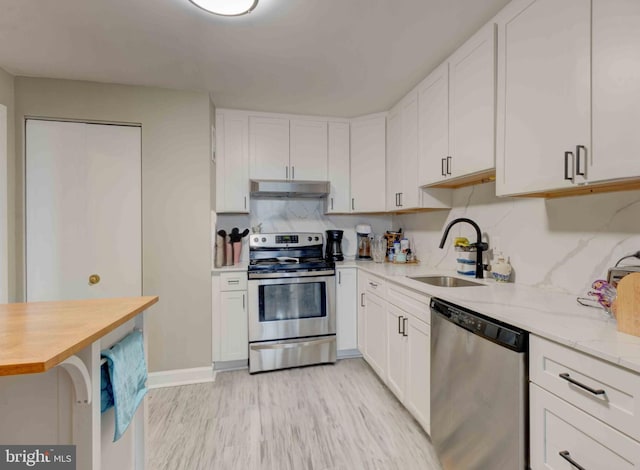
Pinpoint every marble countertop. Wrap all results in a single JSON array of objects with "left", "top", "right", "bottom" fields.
[{"left": 340, "top": 260, "right": 640, "bottom": 374}]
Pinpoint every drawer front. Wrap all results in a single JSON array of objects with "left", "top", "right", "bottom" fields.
[
  {"left": 220, "top": 272, "right": 248, "bottom": 291},
  {"left": 363, "top": 273, "right": 386, "bottom": 297},
  {"left": 531, "top": 384, "right": 640, "bottom": 470},
  {"left": 531, "top": 335, "right": 640, "bottom": 441},
  {"left": 386, "top": 283, "right": 430, "bottom": 324}
]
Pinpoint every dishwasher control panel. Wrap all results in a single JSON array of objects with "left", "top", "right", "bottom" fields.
[{"left": 430, "top": 298, "right": 527, "bottom": 352}]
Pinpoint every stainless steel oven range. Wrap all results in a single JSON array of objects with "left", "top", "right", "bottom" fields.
[{"left": 247, "top": 232, "right": 337, "bottom": 373}]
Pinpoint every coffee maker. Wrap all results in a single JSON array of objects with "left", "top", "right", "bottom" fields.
[
  {"left": 356, "top": 224, "right": 372, "bottom": 259},
  {"left": 325, "top": 230, "right": 344, "bottom": 261}
]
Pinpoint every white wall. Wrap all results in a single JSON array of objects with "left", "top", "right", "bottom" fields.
[
  {"left": 393, "top": 182, "right": 640, "bottom": 296},
  {"left": 0, "top": 67, "right": 14, "bottom": 302},
  {"left": 13, "top": 78, "right": 212, "bottom": 372},
  {"left": 216, "top": 199, "right": 393, "bottom": 263}
]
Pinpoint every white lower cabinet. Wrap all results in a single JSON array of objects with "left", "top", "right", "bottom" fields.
[
  {"left": 363, "top": 290, "right": 387, "bottom": 378},
  {"left": 212, "top": 272, "right": 248, "bottom": 364},
  {"left": 386, "top": 303, "right": 407, "bottom": 400},
  {"left": 530, "top": 335, "right": 640, "bottom": 469},
  {"left": 404, "top": 315, "right": 430, "bottom": 434},
  {"left": 531, "top": 384, "right": 640, "bottom": 469},
  {"left": 336, "top": 267, "right": 358, "bottom": 353}
]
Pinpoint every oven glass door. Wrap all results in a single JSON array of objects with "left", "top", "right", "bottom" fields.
[{"left": 249, "top": 274, "right": 336, "bottom": 342}]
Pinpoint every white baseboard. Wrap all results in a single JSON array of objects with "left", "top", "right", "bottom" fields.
[
  {"left": 147, "top": 366, "right": 216, "bottom": 389},
  {"left": 338, "top": 349, "right": 363, "bottom": 359}
]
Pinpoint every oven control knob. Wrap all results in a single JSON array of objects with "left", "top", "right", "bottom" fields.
[
  {"left": 315, "top": 236, "right": 319, "bottom": 241},
  {"left": 253, "top": 237, "right": 259, "bottom": 243},
  {"left": 308, "top": 236, "right": 312, "bottom": 242},
  {"left": 261, "top": 237, "right": 267, "bottom": 242}
]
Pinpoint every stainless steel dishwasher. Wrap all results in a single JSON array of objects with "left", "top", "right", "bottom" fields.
[{"left": 430, "top": 298, "right": 528, "bottom": 469}]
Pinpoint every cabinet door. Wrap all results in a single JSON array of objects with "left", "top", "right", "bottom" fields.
[
  {"left": 336, "top": 268, "right": 358, "bottom": 351},
  {"left": 591, "top": 0, "right": 640, "bottom": 183},
  {"left": 290, "top": 119, "right": 328, "bottom": 181},
  {"left": 326, "top": 122, "right": 350, "bottom": 213},
  {"left": 385, "top": 303, "right": 406, "bottom": 401},
  {"left": 364, "top": 292, "right": 387, "bottom": 377},
  {"left": 400, "top": 92, "right": 420, "bottom": 209},
  {"left": 530, "top": 384, "right": 640, "bottom": 470},
  {"left": 216, "top": 112, "right": 249, "bottom": 213},
  {"left": 418, "top": 63, "right": 449, "bottom": 187},
  {"left": 350, "top": 115, "right": 386, "bottom": 213},
  {"left": 449, "top": 23, "right": 496, "bottom": 179},
  {"left": 386, "top": 106, "right": 403, "bottom": 211},
  {"left": 249, "top": 116, "right": 290, "bottom": 180},
  {"left": 496, "top": 0, "right": 590, "bottom": 195},
  {"left": 219, "top": 291, "right": 248, "bottom": 361},
  {"left": 405, "top": 316, "right": 430, "bottom": 434},
  {"left": 357, "top": 272, "right": 366, "bottom": 353}
]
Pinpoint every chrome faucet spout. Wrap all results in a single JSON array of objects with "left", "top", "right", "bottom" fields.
[{"left": 439, "top": 218, "right": 487, "bottom": 279}]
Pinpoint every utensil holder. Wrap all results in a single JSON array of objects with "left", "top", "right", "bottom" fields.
[
  {"left": 233, "top": 242, "right": 242, "bottom": 265},
  {"left": 215, "top": 234, "right": 225, "bottom": 268},
  {"left": 225, "top": 241, "right": 233, "bottom": 267}
]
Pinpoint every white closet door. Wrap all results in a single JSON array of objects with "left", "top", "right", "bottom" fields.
[{"left": 26, "top": 120, "right": 141, "bottom": 301}]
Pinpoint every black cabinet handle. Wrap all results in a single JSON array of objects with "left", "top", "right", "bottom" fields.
[
  {"left": 286, "top": 166, "right": 289, "bottom": 179},
  {"left": 399, "top": 192, "right": 402, "bottom": 207},
  {"left": 402, "top": 317, "right": 408, "bottom": 336},
  {"left": 292, "top": 166, "right": 295, "bottom": 180},
  {"left": 242, "top": 293, "right": 245, "bottom": 310},
  {"left": 446, "top": 156, "right": 452, "bottom": 175},
  {"left": 576, "top": 145, "right": 586, "bottom": 176},
  {"left": 441, "top": 158, "right": 446, "bottom": 176},
  {"left": 564, "top": 151, "right": 575, "bottom": 182},
  {"left": 398, "top": 315, "right": 403, "bottom": 334},
  {"left": 244, "top": 196, "right": 247, "bottom": 209},
  {"left": 331, "top": 197, "right": 334, "bottom": 210},
  {"left": 360, "top": 293, "right": 365, "bottom": 307},
  {"left": 352, "top": 198, "right": 355, "bottom": 210},
  {"left": 559, "top": 451, "right": 586, "bottom": 470},
  {"left": 395, "top": 193, "right": 399, "bottom": 207},
  {"left": 558, "top": 373, "right": 605, "bottom": 396},
  {"left": 338, "top": 271, "right": 342, "bottom": 285}
]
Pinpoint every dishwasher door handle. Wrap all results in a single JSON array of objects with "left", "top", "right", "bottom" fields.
[{"left": 558, "top": 373, "right": 605, "bottom": 396}]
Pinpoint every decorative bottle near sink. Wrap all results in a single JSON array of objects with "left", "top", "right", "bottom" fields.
[{"left": 491, "top": 252, "right": 512, "bottom": 282}]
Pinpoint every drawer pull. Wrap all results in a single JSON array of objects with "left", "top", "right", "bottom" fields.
[
  {"left": 360, "top": 293, "right": 365, "bottom": 307},
  {"left": 558, "top": 373, "right": 605, "bottom": 396},
  {"left": 369, "top": 282, "right": 378, "bottom": 288},
  {"left": 227, "top": 279, "right": 240, "bottom": 285},
  {"left": 559, "top": 450, "right": 586, "bottom": 470}
]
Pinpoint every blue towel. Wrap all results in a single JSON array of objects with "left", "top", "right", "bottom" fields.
[
  {"left": 100, "top": 362, "right": 114, "bottom": 412},
  {"left": 101, "top": 330, "right": 148, "bottom": 442}
]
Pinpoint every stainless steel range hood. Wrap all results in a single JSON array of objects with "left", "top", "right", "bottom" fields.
[{"left": 250, "top": 180, "right": 330, "bottom": 198}]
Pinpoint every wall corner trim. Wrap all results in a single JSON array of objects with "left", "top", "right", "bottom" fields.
[{"left": 147, "top": 365, "right": 216, "bottom": 389}]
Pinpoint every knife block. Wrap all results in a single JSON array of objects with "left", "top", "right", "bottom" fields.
[{"left": 615, "top": 272, "right": 640, "bottom": 337}]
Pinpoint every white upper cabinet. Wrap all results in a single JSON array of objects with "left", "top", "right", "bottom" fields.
[
  {"left": 290, "top": 119, "right": 328, "bottom": 181},
  {"left": 448, "top": 23, "right": 497, "bottom": 180},
  {"left": 350, "top": 114, "right": 386, "bottom": 213},
  {"left": 326, "top": 122, "right": 351, "bottom": 213},
  {"left": 400, "top": 92, "right": 420, "bottom": 209},
  {"left": 386, "top": 104, "right": 403, "bottom": 211},
  {"left": 249, "top": 116, "right": 290, "bottom": 180},
  {"left": 496, "top": 0, "right": 590, "bottom": 196},
  {"left": 590, "top": 0, "right": 640, "bottom": 183},
  {"left": 418, "top": 62, "right": 449, "bottom": 187},
  {"left": 216, "top": 111, "right": 249, "bottom": 213}
]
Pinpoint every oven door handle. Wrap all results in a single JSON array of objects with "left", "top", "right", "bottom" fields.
[
  {"left": 249, "top": 270, "right": 335, "bottom": 279},
  {"left": 251, "top": 337, "right": 335, "bottom": 350}
]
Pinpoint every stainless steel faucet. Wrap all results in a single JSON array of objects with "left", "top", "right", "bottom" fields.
[{"left": 439, "top": 217, "right": 488, "bottom": 279}]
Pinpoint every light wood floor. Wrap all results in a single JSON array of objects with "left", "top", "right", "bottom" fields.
[{"left": 147, "top": 358, "right": 442, "bottom": 470}]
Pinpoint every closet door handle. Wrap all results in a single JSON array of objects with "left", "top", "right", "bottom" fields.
[
  {"left": 558, "top": 373, "right": 605, "bottom": 396},
  {"left": 441, "top": 158, "right": 446, "bottom": 176},
  {"left": 558, "top": 451, "right": 586, "bottom": 470},
  {"left": 398, "top": 315, "right": 403, "bottom": 334},
  {"left": 360, "top": 293, "right": 365, "bottom": 307},
  {"left": 402, "top": 317, "right": 408, "bottom": 337},
  {"left": 446, "top": 156, "right": 452, "bottom": 175},
  {"left": 576, "top": 145, "right": 587, "bottom": 176},
  {"left": 564, "top": 151, "right": 575, "bottom": 182}
]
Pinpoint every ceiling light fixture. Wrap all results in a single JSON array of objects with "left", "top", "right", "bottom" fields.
[{"left": 188, "top": 0, "right": 259, "bottom": 16}]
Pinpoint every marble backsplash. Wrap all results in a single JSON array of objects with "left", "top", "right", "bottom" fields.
[
  {"left": 213, "top": 185, "right": 640, "bottom": 296},
  {"left": 394, "top": 183, "right": 640, "bottom": 296},
  {"left": 214, "top": 199, "right": 393, "bottom": 262}
]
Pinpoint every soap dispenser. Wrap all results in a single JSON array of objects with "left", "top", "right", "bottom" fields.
[{"left": 491, "top": 251, "right": 512, "bottom": 282}]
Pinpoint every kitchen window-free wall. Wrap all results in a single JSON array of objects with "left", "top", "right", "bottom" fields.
[{"left": 13, "top": 77, "right": 212, "bottom": 373}]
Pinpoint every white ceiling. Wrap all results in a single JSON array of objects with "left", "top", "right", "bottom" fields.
[{"left": 0, "top": 0, "right": 510, "bottom": 117}]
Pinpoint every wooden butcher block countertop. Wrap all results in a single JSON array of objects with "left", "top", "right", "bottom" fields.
[{"left": 0, "top": 296, "right": 158, "bottom": 376}]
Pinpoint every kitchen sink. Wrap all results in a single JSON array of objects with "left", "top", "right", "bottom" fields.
[{"left": 408, "top": 275, "right": 485, "bottom": 288}]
